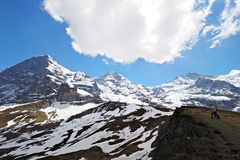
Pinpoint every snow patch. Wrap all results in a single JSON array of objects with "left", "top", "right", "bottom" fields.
[{"left": 41, "top": 102, "right": 100, "bottom": 120}]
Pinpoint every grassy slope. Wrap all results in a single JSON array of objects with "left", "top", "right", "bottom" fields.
[
  {"left": 0, "top": 101, "right": 49, "bottom": 128},
  {"left": 151, "top": 106, "right": 240, "bottom": 160},
  {"left": 180, "top": 106, "right": 240, "bottom": 149},
  {"left": 1, "top": 102, "right": 239, "bottom": 159}
]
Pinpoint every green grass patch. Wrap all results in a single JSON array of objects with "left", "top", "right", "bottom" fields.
[
  {"left": 0, "top": 101, "right": 49, "bottom": 128},
  {"left": 180, "top": 106, "right": 240, "bottom": 149}
]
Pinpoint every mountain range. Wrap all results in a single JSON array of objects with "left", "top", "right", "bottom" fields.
[
  {"left": 0, "top": 55, "right": 240, "bottom": 159},
  {"left": 0, "top": 55, "right": 240, "bottom": 111}
]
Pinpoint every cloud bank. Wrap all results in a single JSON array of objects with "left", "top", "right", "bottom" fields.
[
  {"left": 204, "top": 0, "right": 240, "bottom": 48},
  {"left": 43, "top": 0, "right": 240, "bottom": 64}
]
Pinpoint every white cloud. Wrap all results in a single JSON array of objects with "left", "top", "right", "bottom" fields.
[
  {"left": 43, "top": 0, "right": 219, "bottom": 64},
  {"left": 204, "top": 0, "right": 240, "bottom": 48}
]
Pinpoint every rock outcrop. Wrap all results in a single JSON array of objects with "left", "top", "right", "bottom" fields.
[{"left": 56, "top": 83, "right": 82, "bottom": 102}]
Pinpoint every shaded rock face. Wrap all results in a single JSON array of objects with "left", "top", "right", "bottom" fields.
[
  {"left": 0, "top": 55, "right": 102, "bottom": 105},
  {"left": 151, "top": 87, "right": 165, "bottom": 96},
  {"left": 194, "top": 78, "right": 240, "bottom": 94},
  {"left": 181, "top": 72, "right": 213, "bottom": 81},
  {"left": 56, "top": 83, "right": 82, "bottom": 102},
  {"left": 55, "top": 83, "right": 102, "bottom": 103},
  {"left": 0, "top": 56, "right": 49, "bottom": 81},
  {"left": 0, "top": 56, "right": 60, "bottom": 104}
]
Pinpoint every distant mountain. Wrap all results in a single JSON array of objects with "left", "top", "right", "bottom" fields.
[
  {"left": 0, "top": 55, "right": 240, "bottom": 110},
  {"left": 0, "top": 55, "right": 163, "bottom": 106},
  {"left": 0, "top": 55, "right": 61, "bottom": 104},
  {"left": 156, "top": 72, "right": 240, "bottom": 109},
  {"left": 215, "top": 70, "right": 240, "bottom": 87},
  {"left": 95, "top": 72, "right": 162, "bottom": 105},
  {"left": 0, "top": 55, "right": 101, "bottom": 105}
]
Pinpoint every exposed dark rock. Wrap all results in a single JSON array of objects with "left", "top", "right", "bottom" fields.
[
  {"left": 56, "top": 83, "right": 81, "bottom": 102},
  {"left": 0, "top": 55, "right": 61, "bottom": 105}
]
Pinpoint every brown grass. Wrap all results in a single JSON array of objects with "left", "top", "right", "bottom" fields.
[{"left": 0, "top": 101, "right": 49, "bottom": 128}]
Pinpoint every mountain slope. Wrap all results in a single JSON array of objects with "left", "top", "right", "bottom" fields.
[
  {"left": 0, "top": 55, "right": 101, "bottom": 105},
  {"left": 156, "top": 73, "right": 240, "bottom": 109},
  {"left": 1, "top": 102, "right": 239, "bottom": 160},
  {"left": 151, "top": 106, "right": 240, "bottom": 160},
  {"left": 95, "top": 72, "right": 163, "bottom": 105},
  {"left": 0, "top": 55, "right": 60, "bottom": 104},
  {"left": 0, "top": 56, "right": 164, "bottom": 106},
  {"left": 0, "top": 101, "right": 173, "bottom": 160},
  {"left": 216, "top": 70, "right": 240, "bottom": 87}
]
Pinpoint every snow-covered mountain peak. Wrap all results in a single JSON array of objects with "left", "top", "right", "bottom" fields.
[
  {"left": 2, "top": 54, "right": 73, "bottom": 76},
  {"left": 182, "top": 73, "right": 202, "bottom": 79},
  {"left": 45, "top": 55, "right": 74, "bottom": 75},
  {"left": 161, "top": 73, "right": 200, "bottom": 89},
  {"left": 35, "top": 54, "right": 52, "bottom": 60},
  {"left": 94, "top": 72, "right": 162, "bottom": 105},
  {"left": 102, "top": 71, "right": 127, "bottom": 82},
  {"left": 217, "top": 70, "right": 240, "bottom": 79},
  {"left": 161, "top": 73, "right": 213, "bottom": 89},
  {"left": 228, "top": 70, "right": 240, "bottom": 76},
  {"left": 96, "top": 72, "right": 132, "bottom": 86},
  {"left": 215, "top": 69, "right": 240, "bottom": 87},
  {"left": 181, "top": 72, "right": 212, "bottom": 80},
  {"left": 176, "top": 72, "right": 213, "bottom": 82},
  {"left": 73, "top": 71, "right": 87, "bottom": 79},
  {"left": 1, "top": 55, "right": 240, "bottom": 110}
]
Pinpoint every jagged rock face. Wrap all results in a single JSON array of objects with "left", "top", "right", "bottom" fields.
[
  {"left": 95, "top": 72, "right": 164, "bottom": 105},
  {"left": 150, "top": 87, "right": 165, "bottom": 96},
  {"left": 0, "top": 56, "right": 60, "bottom": 104},
  {"left": 182, "top": 72, "right": 214, "bottom": 80},
  {"left": 157, "top": 72, "right": 240, "bottom": 109},
  {"left": 0, "top": 56, "right": 49, "bottom": 81},
  {"left": 56, "top": 83, "right": 81, "bottom": 102},
  {"left": 193, "top": 78, "right": 240, "bottom": 95},
  {"left": 216, "top": 70, "right": 240, "bottom": 87},
  {"left": 0, "top": 55, "right": 102, "bottom": 105},
  {"left": 55, "top": 83, "right": 102, "bottom": 103},
  {"left": 184, "top": 78, "right": 240, "bottom": 109}
]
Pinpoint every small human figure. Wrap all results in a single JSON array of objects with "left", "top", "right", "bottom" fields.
[{"left": 210, "top": 104, "right": 220, "bottom": 119}]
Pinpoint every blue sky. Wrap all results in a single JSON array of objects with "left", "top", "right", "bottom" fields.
[{"left": 0, "top": 0, "right": 240, "bottom": 86}]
